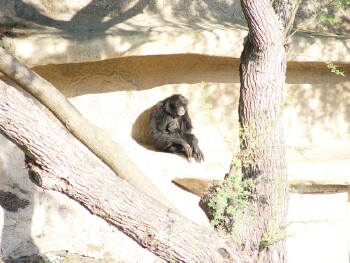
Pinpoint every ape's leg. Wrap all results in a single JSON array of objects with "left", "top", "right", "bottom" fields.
[
  {"left": 156, "top": 134, "right": 192, "bottom": 159},
  {"left": 184, "top": 134, "right": 204, "bottom": 162}
]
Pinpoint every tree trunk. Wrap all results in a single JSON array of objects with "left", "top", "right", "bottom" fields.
[
  {"left": 0, "top": 47, "right": 170, "bottom": 208},
  {"left": 0, "top": 80, "right": 249, "bottom": 262},
  {"left": 237, "top": 0, "right": 297, "bottom": 262}
]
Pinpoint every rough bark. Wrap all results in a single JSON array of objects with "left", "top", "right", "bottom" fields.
[
  {"left": 236, "top": 0, "right": 298, "bottom": 262},
  {"left": 0, "top": 80, "right": 248, "bottom": 262},
  {"left": 0, "top": 47, "right": 170, "bottom": 207}
]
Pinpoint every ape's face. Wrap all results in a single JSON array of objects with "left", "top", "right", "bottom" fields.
[
  {"left": 175, "top": 102, "right": 186, "bottom": 116},
  {"left": 166, "top": 95, "right": 188, "bottom": 117}
]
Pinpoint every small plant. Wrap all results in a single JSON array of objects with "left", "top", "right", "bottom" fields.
[
  {"left": 198, "top": 81, "right": 216, "bottom": 126},
  {"left": 207, "top": 160, "right": 253, "bottom": 234},
  {"left": 320, "top": 13, "right": 339, "bottom": 25},
  {"left": 325, "top": 61, "right": 346, "bottom": 76},
  {"left": 334, "top": 0, "right": 350, "bottom": 9},
  {"left": 61, "top": 253, "right": 71, "bottom": 263},
  {"left": 318, "top": 0, "right": 350, "bottom": 25},
  {"left": 199, "top": 81, "right": 214, "bottom": 112},
  {"left": 260, "top": 223, "right": 289, "bottom": 249}
]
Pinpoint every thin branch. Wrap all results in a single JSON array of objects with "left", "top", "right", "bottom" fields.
[
  {"left": 283, "top": 0, "right": 303, "bottom": 37},
  {"left": 286, "top": 0, "right": 338, "bottom": 39}
]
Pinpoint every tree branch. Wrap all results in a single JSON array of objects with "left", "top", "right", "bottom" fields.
[
  {"left": 239, "top": 0, "right": 289, "bottom": 261},
  {"left": 240, "top": 0, "right": 282, "bottom": 49}
]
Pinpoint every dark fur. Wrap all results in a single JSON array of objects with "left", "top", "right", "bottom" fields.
[{"left": 149, "top": 94, "right": 204, "bottom": 162}]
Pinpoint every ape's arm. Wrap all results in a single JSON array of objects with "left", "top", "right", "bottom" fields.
[{"left": 180, "top": 112, "right": 193, "bottom": 134}]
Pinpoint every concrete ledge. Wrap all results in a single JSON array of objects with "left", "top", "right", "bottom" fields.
[{"left": 287, "top": 143, "right": 350, "bottom": 186}]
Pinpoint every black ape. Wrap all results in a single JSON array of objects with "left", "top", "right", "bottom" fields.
[{"left": 149, "top": 94, "right": 204, "bottom": 162}]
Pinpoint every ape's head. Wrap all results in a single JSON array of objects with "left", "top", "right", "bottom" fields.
[{"left": 165, "top": 94, "right": 188, "bottom": 117}]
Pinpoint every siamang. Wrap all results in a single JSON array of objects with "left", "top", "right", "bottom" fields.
[{"left": 149, "top": 94, "right": 204, "bottom": 162}]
